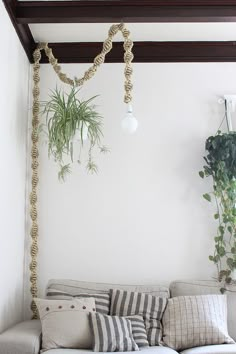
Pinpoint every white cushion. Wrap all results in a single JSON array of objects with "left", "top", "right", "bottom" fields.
[
  {"left": 180, "top": 344, "right": 236, "bottom": 354},
  {"left": 35, "top": 297, "right": 95, "bottom": 351},
  {"left": 44, "top": 347, "right": 179, "bottom": 354},
  {"left": 170, "top": 280, "right": 236, "bottom": 341},
  {"left": 162, "top": 294, "right": 234, "bottom": 351}
]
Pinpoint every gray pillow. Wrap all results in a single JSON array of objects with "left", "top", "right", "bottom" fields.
[
  {"left": 110, "top": 288, "right": 167, "bottom": 346},
  {"left": 89, "top": 312, "right": 139, "bottom": 352},
  {"left": 126, "top": 315, "right": 149, "bottom": 347}
]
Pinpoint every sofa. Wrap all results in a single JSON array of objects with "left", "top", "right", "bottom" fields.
[{"left": 1, "top": 279, "right": 236, "bottom": 354}]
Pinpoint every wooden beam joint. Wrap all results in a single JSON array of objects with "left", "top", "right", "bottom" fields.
[
  {"left": 4, "top": 1, "right": 236, "bottom": 63},
  {"left": 3, "top": 0, "right": 35, "bottom": 62}
]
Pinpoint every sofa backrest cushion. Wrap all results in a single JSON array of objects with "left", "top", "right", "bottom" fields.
[
  {"left": 170, "top": 280, "right": 236, "bottom": 341},
  {"left": 46, "top": 279, "right": 170, "bottom": 299}
]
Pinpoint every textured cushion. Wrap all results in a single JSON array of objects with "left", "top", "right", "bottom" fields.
[
  {"left": 110, "top": 289, "right": 167, "bottom": 346},
  {"left": 0, "top": 320, "right": 41, "bottom": 354},
  {"left": 44, "top": 346, "right": 179, "bottom": 354},
  {"left": 127, "top": 315, "right": 149, "bottom": 347},
  {"left": 46, "top": 279, "right": 170, "bottom": 299},
  {"left": 46, "top": 288, "right": 110, "bottom": 314},
  {"left": 170, "top": 280, "right": 236, "bottom": 341},
  {"left": 180, "top": 344, "right": 236, "bottom": 354},
  {"left": 162, "top": 294, "right": 234, "bottom": 351},
  {"left": 89, "top": 312, "right": 139, "bottom": 352},
  {"left": 35, "top": 297, "right": 95, "bottom": 350}
]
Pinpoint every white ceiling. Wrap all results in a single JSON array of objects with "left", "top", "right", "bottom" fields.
[{"left": 30, "top": 23, "right": 236, "bottom": 43}]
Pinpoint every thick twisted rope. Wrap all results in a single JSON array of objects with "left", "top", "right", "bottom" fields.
[
  {"left": 30, "top": 48, "right": 41, "bottom": 319},
  {"left": 39, "top": 23, "right": 134, "bottom": 102},
  {"left": 29, "top": 23, "right": 133, "bottom": 319},
  {"left": 74, "top": 23, "right": 134, "bottom": 103}
]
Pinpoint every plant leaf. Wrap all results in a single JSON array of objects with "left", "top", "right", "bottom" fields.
[
  {"left": 220, "top": 288, "right": 226, "bottom": 294},
  {"left": 58, "top": 164, "right": 71, "bottom": 182},
  {"left": 203, "top": 193, "right": 211, "bottom": 202},
  {"left": 87, "top": 161, "right": 98, "bottom": 174},
  {"left": 199, "top": 171, "right": 204, "bottom": 178}
]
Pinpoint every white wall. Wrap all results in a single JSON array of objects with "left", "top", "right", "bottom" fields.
[
  {"left": 0, "top": 2, "right": 29, "bottom": 332},
  {"left": 31, "top": 62, "right": 236, "bottom": 302}
]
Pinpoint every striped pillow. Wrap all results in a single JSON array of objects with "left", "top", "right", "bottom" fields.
[
  {"left": 110, "top": 289, "right": 167, "bottom": 346},
  {"left": 127, "top": 315, "right": 149, "bottom": 347},
  {"left": 89, "top": 312, "right": 139, "bottom": 352},
  {"left": 46, "top": 288, "right": 110, "bottom": 314}
]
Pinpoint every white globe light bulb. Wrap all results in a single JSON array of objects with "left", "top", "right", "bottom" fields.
[{"left": 121, "top": 104, "right": 138, "bottom": 134}]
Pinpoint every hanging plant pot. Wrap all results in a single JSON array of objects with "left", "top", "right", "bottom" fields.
[
  {"left": 76, "top": 121, "right": 90, "bottom": 142},
  {"left": 42, "top": 87, "right": 108, "bottom": 181}
]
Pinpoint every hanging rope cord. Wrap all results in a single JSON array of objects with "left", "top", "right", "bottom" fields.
[{"left": 30, "top": 23, "right": 134, "bottom": 318}]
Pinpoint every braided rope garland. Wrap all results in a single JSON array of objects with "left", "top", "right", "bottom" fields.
[
  {"left": 30, "top": 48, "right": 41, "bottom": 319},
  {"left": 29, "top": 23, "right": 134, "bottom": 318}
]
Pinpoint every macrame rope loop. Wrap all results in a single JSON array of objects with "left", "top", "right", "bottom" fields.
[{"left": 29, "top": 24, "right": 134, "bottom": 319}]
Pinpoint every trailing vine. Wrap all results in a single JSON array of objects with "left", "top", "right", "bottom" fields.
[{"left": 200, "top": 131, "right": 236, "bottom": 288}]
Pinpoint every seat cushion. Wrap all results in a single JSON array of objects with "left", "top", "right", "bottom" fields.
[
  {"left": 44, "top": 346, "right": 179, "bottom": 354},
  {"left": 180, "top": 344, "right": 236, "bottom": 354}
]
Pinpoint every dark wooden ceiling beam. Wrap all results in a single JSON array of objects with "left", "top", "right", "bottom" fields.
[
  {"left": 4, "top": 0, "right": 236, "bottom": 63},
  {"left": 16, "top": 0, "right": 236, "bottom": 24},
  {"left": 3, "top": 0, "right": 35, "bottom": 61},
  {"left": 38, "top": 41, "right": 236, "bottom": 64}
]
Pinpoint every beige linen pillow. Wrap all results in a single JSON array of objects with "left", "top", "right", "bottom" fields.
[
  {"left": 46, "top": 288, "right": 110, "bottom": 314},
  {"left": 35, "top": 297, "right": 96, "bottom": 351},
  {"left": 162, "top": 294, "right": 234, "bottom": 351}
]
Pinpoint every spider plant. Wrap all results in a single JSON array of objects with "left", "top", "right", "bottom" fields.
[{"left": 42, "top": 87, "right": 108, "bottom": 181}]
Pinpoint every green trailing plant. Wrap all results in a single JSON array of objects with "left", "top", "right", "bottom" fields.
[
  {"left": 42, "top": 87, "right": 109, "bottom": 181},
  {"left": 200, "top": 131, "right": 236, "bottom": 287}
]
